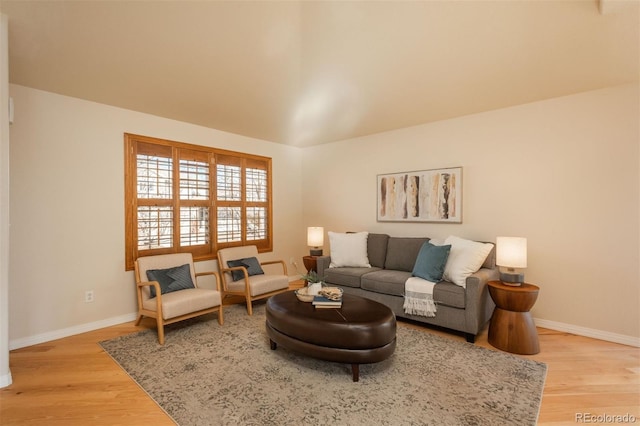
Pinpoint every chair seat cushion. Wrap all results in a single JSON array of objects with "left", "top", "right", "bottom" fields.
[
  {"left": 143, "top": 288, "right": 222, "bottom": 320},
  {"left": 226, "top": 274, "right": 288, "bottom": 296}
]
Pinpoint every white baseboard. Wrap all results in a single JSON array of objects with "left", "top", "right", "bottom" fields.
[
  {"left": 0, "top": 371, "right": 12, "bottom": 388},
  {"left": 534, "top": 317, "right": 640, "bottom": 348},
  {"left": 8, "top": 312, "right": 639, "bottom": 350},
  {"left": 10, "top": 282, "right": 301, "bottom": 351},
  {"left": 9, "top": 313, "right": 138, "bottom": 350}
]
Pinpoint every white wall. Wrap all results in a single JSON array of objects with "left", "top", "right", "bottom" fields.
[
  {"left": 6, "top": 83, "right": 639, "bottom": 349},
  {"left": 302, "top": 84, "right": 640, "bottom": 344},
  {"left": 0, "top": 14, "right": 12, "bottom": 387},
  {"left": 7, "top": 84, "right": 305, "bottom": 348}
]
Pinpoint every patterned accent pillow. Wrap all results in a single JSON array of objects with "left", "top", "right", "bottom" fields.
[
  {"left": 227, "top": 257, "right": 265, "bottom": 281},
  {"left": 146, "top": 264, "right": 195, "bottom": 297}
]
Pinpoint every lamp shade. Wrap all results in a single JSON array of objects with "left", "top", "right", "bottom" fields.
[
  {"left": 307, "top": 227, "right": 324, "bottom": 247},
  {"left": 496, "top": 237, "right": 527, "bottom": 268}
]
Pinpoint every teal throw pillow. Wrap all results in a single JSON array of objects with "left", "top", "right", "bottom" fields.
[
  {"left": 412, "top": 242, "right": 452, "bottom": 282},
  {"left": 227, "top": 257, "right": 265, "bottom": 281},
  {"left": 146, "top": 263, "right": 195, "bottom": 298}
]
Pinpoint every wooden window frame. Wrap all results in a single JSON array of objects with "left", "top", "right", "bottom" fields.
[{"left": 124, "top": 133, "right": 273, "bottom": 270}]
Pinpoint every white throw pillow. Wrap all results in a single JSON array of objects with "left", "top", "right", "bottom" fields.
[
  {"left": 442, "top": 236, "right": 493, "bottom": 287},
  {"left": 328, "top": 231, "right": 371, "bottom": 268}
]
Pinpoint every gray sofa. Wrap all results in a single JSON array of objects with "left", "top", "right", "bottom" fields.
[{"left": 316, "top": 233, "right": 499, "bottom": 343}]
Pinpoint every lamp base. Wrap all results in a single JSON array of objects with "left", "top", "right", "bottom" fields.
[
  {"left": 309, "top": 249, "right": 323, "bottom": 256},
  {"left": 500, "top": 272, "right": 524, "bottom": 286}
]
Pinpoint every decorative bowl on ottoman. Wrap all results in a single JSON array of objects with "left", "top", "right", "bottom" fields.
[{"left": 295, "top": 287, "right": 314, "bottom": 302}]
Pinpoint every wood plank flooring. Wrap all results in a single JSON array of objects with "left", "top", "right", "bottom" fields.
[{"left": 1, "top": 283, "right": 638, "bottom": 425}]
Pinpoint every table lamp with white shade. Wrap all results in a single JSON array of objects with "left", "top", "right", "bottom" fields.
[
  {"left": 307, "top": 227, "right": 324, "bottom": 256},
  {"left": 496, "top": 236, "right": 527, "bottom": 286}
]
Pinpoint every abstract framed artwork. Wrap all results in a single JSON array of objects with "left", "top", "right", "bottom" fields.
[{"left": 377, "top": 167, "right": 462, "bottom": 223}]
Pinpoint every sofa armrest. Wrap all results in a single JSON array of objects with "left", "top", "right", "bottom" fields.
[
  {"left": 316, "top": 256, "right": 331, "bottom": 280},
  {"left": 463, "top": 267, "right": 500, "bottom": 335}
]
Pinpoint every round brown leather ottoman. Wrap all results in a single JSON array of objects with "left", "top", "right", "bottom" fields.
[{"left": 266, "top": 291, "right": 396, "bottom": 382}]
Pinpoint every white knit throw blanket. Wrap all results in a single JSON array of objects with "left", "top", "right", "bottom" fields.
[{"left": 403, "top": 277, "right": 437, "bottom": 317}]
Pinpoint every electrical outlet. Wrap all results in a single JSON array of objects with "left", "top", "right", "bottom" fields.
[
  {"left": 84, "top": 290, "right": 94, "bottom": 303},
  {"left": 289, "top": 257, "right": 299, "bottom": 273}
]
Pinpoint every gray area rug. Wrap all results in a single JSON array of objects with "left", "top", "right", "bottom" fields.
[{"left": 100, "top": 303, "right": 546, "bottom": 426}]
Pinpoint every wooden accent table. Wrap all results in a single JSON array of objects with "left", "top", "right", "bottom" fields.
[
  {"left": 302, "top": 255, "right": 318, "bottom": 273},
  {"left": 488, "top": 281, "right": 540, "bottom": 355}
]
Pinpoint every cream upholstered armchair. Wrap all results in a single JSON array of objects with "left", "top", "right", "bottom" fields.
[
  {"left": 217, "top": 245, "right": 289, "bottom": 315},
  {"left": 134, "top": 253, "right": 223, "bottom": 344}
]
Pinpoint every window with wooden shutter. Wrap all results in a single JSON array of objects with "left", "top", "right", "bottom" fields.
[
  {"left": 124, "top": 134, "right": 273, "bottom": 270},
  {"left": 213, "top": 154, "right": 271, "bottom": 251}
]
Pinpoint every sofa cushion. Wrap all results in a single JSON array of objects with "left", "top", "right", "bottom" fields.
[
  {"left": 412, "top": 241, "right": 451, "bottom": 282},
  {"left": 328, "top": 231, "right": 371, "bottom": 268},
  {"left": 361, "top": 270, "right": 411, "bottom": 297},
  {"left": 442, "top": 236, "right": 494, "bottom": 287},
  {"left": 226, "top": 273, "right": 288, "bottom": 296},
  {"left": 358, "top": 272, "right": 466, "bottom": 308},
  {"left": 384, "top": 237, "right": 430, "bottom": 272},
  {"left": 367, "top": 233, "right": 390, "bottom": 268},
  {"left": 433, "top": 281, "right": 466, "bottom": 309},
  {"left": 325, "top": 267, "right": 382, "bottom": 288}
]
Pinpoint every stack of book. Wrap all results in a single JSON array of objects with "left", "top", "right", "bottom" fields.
[{"left": 312, "top": 287, "right": 343, "bottom": 309}]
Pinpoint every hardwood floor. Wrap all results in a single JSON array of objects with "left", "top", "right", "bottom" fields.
[{"left": 1, "top": 284, "right": 638, "bottom": 425}]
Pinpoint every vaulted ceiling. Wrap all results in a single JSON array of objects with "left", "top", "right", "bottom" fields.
[{"left": 1, "top": 0, "right": 638, "bottom": 146}]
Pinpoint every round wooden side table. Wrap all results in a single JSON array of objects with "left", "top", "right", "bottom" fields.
[
  {"left": 302, "top": 255, "right": 318, "bottom": 273},
  {"left": 488, "top": 280, "right": 540, "bottom": 355}
]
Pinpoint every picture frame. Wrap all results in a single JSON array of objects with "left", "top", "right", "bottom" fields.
[{"left": 377, "top": 167, "right": 462, "bottom": 223}]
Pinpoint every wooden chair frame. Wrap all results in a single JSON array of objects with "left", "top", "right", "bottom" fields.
[
  {"left": 134, "top": 258, "right": 224, "bottom": 345},
  {"left": 217, "top": 249, "right": 288, "bottom": 316}
]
